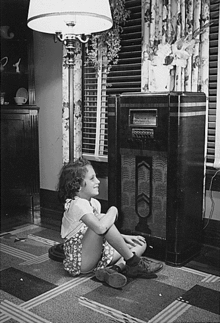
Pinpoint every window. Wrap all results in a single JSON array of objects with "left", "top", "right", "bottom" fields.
[
  {"left": 82, "top": 51, "right": 108, "bottom": 161},
  {"left": 106, "top": 0, "right": 142, "bottom": 95},
  {"left": 82, "top": 0, "right": 141, "bottom": 162},
  {"left": 82, "top": 0, "right": 219, "bottom": 172},
  {"left": 207, "top": 1, "right": 219, "bottom": 169}
]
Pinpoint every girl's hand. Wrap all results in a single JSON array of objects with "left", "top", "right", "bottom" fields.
[{"left": 122, "top": 234, "right": 146, "bottom": 247}]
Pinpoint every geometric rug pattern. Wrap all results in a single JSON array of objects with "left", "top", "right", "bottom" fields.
[
  {"left": 0, "top": 223, "right": 219, "bottom": 323},
  {"left": 180, "top": 285, "right": 220, "bottom": 315},
  {"left": 0, "top": 267, "right": 57, "bottom": 301}
]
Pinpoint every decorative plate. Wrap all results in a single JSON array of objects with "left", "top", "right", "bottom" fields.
[{"left": 16, "top": 88, "right": 28, "bottom": 102}]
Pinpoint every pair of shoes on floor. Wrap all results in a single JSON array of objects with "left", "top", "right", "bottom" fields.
[
  {"left": 125, "top": 257, "right": 163, "bottom": 278},
  {"left": 95, "top": 267, "right": 127, "bottom": 289},
  {"left": 95, "top": 258, "right": 163, "bottom": 288}
]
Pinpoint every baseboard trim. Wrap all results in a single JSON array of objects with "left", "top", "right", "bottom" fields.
[{"left": 40, "top": 188, "right": 63, "bottom": 210}]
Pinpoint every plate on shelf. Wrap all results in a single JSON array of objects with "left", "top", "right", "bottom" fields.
[{"left": 16, "top": 88, "right": 28, "bottom": 102}]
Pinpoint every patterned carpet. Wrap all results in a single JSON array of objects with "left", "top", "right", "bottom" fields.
[{"left": 0, "top": 222, "right": 219, "bottom": 323}]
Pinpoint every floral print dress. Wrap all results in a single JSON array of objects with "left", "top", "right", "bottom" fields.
[{"left": 62, "top": 197, "right": 114, "bottom": 276}]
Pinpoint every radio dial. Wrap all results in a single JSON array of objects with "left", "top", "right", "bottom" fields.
[{"left": 131, "top": 128, "right": 154, "bottom": 140}]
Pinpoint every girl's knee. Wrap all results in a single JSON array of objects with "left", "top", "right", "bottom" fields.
[{"left": 132, "top": 240, "right": 147, "bottom": 256}]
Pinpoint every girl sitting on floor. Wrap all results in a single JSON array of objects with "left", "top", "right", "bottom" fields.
[{"left": 58, "top": 157, "right": 163, "bottom": 288}]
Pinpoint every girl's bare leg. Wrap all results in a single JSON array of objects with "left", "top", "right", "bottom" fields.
[
  {"left": 81, "top": 229, "right": 104, "bottom": 273},
  {"left": 109, "top": 236, "right": 147, "bottom": 272},
  {"left": 81, "top": 223, "right": 144, "bottom": 273}
]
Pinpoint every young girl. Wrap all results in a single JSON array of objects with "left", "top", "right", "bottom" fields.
[{"left": 58, "top": 157, "right": 163, "bottom": 288}]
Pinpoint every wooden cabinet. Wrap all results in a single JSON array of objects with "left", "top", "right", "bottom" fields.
[
  {"left": 1, "top": 0, "right": 35, "bottom": 105},
  {"left": 1, "top": 106, "right": 40, "bottom": 209},
  {"left": 1, "top": 1, "right": 39, "bottom": 210}
]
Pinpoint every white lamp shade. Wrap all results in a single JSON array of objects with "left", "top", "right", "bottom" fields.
[{"left": 27, "top": 0, "right": 113, "bottom": 35}]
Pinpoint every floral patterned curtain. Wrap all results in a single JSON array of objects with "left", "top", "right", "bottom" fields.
[{"left": 141, "top": 0, "right": 210, "bottom": 95}]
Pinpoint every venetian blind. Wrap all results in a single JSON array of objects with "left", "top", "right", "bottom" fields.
[
  {"left": 82, "top": 0, "right": 141, "bottom": 161},
  {"left": 82, "top": 50, "right": 108, "bottom": 161},
  {"left": 207, "top": 0, "right": 219, "bottom": 166},
  {"left": 107, "top": 0, "right": 142, "bottom": 95}
]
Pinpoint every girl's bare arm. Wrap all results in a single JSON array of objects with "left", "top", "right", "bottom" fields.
[{"left": 81, "top": 206, "right": 118, "bottom": 235}]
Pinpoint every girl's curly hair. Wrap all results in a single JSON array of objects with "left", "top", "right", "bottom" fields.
[{"left": 57, "top": 157, "right": 91, "bottom": 204}]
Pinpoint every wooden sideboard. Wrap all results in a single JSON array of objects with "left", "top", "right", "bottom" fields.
[{"left": 1, "top": 106, "right": 40, "bottom": 209}]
